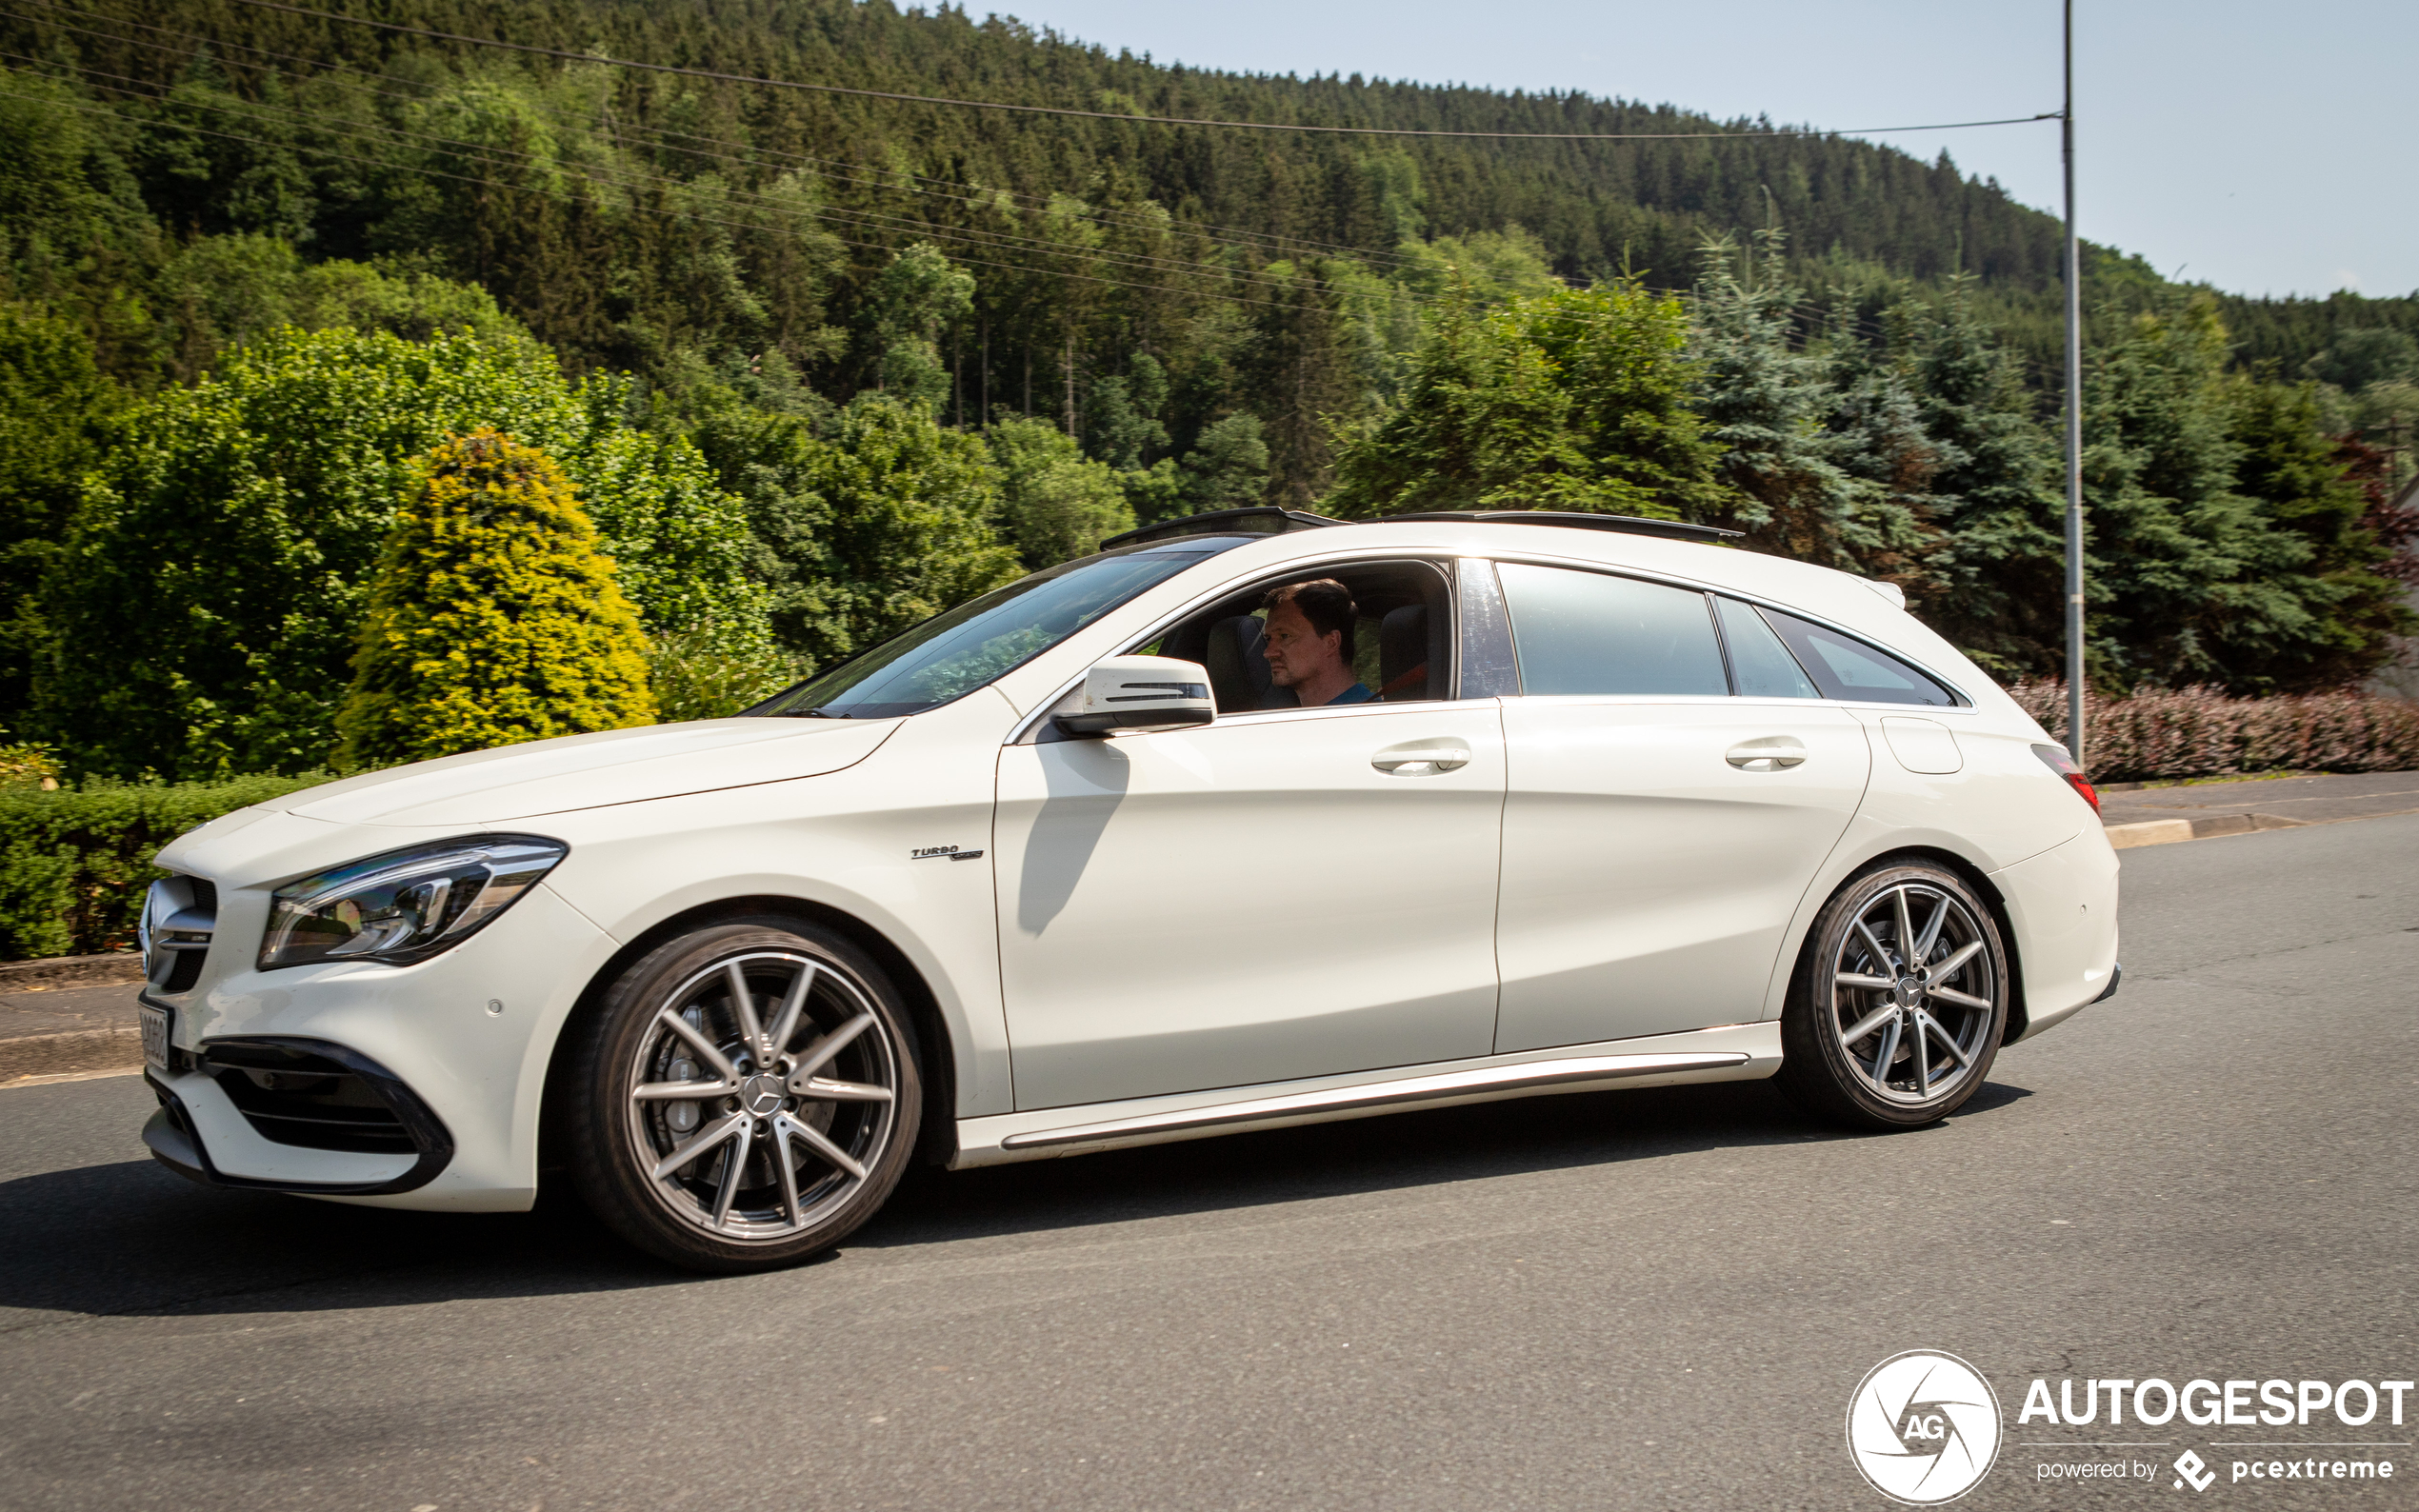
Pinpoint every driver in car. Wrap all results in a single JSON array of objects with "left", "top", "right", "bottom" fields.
[{"left": 1262, "top": 579, "right": 1374, "bottom": 706}]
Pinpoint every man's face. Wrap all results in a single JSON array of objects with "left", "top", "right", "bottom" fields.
[{"left": 1262, "top": 601, "right": 1344, "bottom": 688}]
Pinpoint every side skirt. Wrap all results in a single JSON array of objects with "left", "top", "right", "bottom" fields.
[{"left": 951, "top": 1021, "right": 1780, "bottom": 1168}]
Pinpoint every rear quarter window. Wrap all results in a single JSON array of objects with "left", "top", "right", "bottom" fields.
[{"left": 1756, "top": 606, "right": 1961, "bottom": 706}]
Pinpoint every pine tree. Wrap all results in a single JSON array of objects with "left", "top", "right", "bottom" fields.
[
  {"left": 336, "top": 428, "right": 654, "bottom": 766},
  {"left": 1688, "top": 234, "right": 1866, "bottom": 566},
  {"left": 1904, "top": 283, "right": 2067, "bottom": 677}
]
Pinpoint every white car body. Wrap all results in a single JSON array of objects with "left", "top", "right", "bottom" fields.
[{"left": 136, "top": 518, "right": 2119, "bottom": 1212}]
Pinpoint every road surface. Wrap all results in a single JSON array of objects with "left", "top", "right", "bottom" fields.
[{"left": 2, "top": 816, "right": 2413, "bottom": 1510}]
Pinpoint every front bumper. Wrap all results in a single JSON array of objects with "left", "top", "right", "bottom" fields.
[
  {"left": 143, "top": 1038, "right": 454, "bottom": 1196},
  {"left": 140, "top": 880, "right": 618, "bottom": 1210}
]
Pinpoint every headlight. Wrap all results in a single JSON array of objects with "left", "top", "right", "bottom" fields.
[{"left": 258, "top": 835, "right": 567, "bottom": 970}]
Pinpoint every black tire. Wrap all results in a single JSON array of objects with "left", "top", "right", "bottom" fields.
[
  {"left": 559, "top": 918, "right": 923, "bottom": 1272},
  {"left": 1775, "top": 861, "right": 2009, "bottom": 1130}
]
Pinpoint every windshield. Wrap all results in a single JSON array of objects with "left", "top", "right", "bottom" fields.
[{"left": 746, "top": 542, "right": 1236, "bottom": 720}]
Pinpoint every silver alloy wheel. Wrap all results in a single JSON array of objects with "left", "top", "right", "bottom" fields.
[
  {"left": 1828, "top": 882, "right": 2000, "bottom": 1105},
  {"left": 622, "top": 949, "right": 899, "bottom": 1241}
]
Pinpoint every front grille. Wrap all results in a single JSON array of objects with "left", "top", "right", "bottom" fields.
[
  {"left": 205, "top": 1043, "right": 416, "bottom": 1154},
  {"left": 144, "top": 876, "right": 217, "bottom": 993}
]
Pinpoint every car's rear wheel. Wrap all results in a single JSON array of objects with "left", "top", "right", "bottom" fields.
[
  {"left": 1776, "top": 862, "right": 2009, "bottom": 1129},
  {"left": 561, "top": 919, "right": 922, "bottom": 1272}
]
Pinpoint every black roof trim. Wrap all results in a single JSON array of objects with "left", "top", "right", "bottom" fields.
[
  {"left": 1384, "top": 510, "right": 1742, "bottom": 543},
  {"left": 1100, "top": 507, "right": 1346, "bottom": 550},
  {"left": 1102, "top": 506, "right": 1742, "bottom": 550}
]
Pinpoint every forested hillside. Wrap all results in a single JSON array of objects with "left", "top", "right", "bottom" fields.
[{"left": 1, "top": 0, "right": 2414, "bottom": 781}]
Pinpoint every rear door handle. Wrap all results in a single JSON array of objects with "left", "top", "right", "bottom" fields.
[
  {"left": 1373, "top": 744, "right": 1471, "bottom": 774},
  {"left": 1726, "top": 736, "right": 1808, "bottom": 772}
]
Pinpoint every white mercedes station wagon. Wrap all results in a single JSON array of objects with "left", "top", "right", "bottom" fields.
[{"left": 135, "top": 508, "right": 2119, "bottom": 1271}]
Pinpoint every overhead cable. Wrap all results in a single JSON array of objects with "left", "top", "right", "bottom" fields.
[{"left": 218, "top": 0, "right": 2059, "bottom": 142}]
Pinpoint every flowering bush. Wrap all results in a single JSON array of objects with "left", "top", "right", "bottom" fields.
[{"left": 2009, "top": 683, "right": 2419, "bottom": 784}]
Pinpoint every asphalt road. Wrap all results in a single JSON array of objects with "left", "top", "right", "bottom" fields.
[{"left": 3, "top": 818, "right": 2414, "bottom": 1512}]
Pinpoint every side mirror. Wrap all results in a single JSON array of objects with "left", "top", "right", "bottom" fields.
[{"left": 1053, "top": 656, "right": 1215, "bottom": 738}]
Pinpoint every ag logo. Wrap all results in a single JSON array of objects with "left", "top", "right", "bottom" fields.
[{"left": 1847, "top": 1350, "right": 2003, "bottom": 1504}]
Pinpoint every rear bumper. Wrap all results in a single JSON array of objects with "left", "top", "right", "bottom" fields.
[{"left": 1990, "top": 826, "right": 2122, "bottom": 1044}]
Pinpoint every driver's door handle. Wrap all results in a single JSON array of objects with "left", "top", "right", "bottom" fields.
[
  {"left": 1372, "top": 744, "right": 1471, "bottom": 774},
  {"left": 1726, "top": 736, "right": 1809, "bottom": 772}
]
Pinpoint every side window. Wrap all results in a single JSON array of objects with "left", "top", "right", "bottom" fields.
[
  {"left": 1756, "top": 606, "right": 1960, "bottom": 706},
  {"left": 1143, "top": 561, "right": 1455, "bottom": 713},
  {"left": 1713, "top": 597, "right": 1820, "bottom": 699},
  {"left": 1497, "top": 563, "right": 1728, "bottom": 697}
]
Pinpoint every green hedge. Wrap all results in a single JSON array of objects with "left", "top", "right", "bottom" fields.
[{"left": 0, "top": 774, "right": 331, "bottom": 961}]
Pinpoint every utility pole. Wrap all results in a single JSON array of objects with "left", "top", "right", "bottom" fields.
[{"left": 2061, "top": 0, "right": 2087, "bottom": 766}]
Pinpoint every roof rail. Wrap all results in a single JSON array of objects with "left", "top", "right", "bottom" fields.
[
  {"left": 1102, "top": 505, "right": 1742, "bottom": 551},
  {"left": 1101, "top": 507, "right": 1345, "bottom": 550},
  {"left": 1384, "top": 510, "right": 1741, "bottom": 544}
]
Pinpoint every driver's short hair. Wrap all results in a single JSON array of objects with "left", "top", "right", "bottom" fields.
[{"left": 1264, "top": 578, "right": 1357, "bottom": 660}]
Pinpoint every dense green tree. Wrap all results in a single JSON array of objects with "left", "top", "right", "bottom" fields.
[
  {"left": 38, "top": 327, "right": 764, "bottom": 778},
  {"left": 860, "top": 242, "right": 973, "bottom": 416},
  {"left": 1084, "top": 354, "right": 1172, "bottom": 472},
  {"left": 337, "top": 429, "right": 654, "bottom": 765},
  {"left": 644, "top": 627, "right": 802, "bottom": 722},
  {"left": 1243, "top": 263, "right": 1363, "bottom": 508},
  {"left": 1177, "top": 414, "right": 1271, "bottom": 512},
  {"left": 2078, "top": 298, "right": 2343, "bottom": 690},
  {"left": 149, "top": 234, "right": 526, "bottom": 381},
  {"left": 1818, "top": 325, "right": 1949, "bottom": 594},
  {"left": 693, "top": 394, "right": 1021, "bottom": 667},
  {"left": 1901, "top": 287, "right": 2068, "bottom": 676},
  {"left": 0, "top": 304, "right": 124, "bottom": 717},
  {"left": 2220, "top": 380, "right": 2411, "bottom": 688},
  {"left": 1327, "top": 281, "right": 1725, "bottom": 520},
  {"left": 2304, "top": 328, "right": 2418, "bottom": 392},
  {"left": 791, "top": 395, "right": 1022, "bottom": 657},
  {"left": 989, "top": 416, "right": 1135, "bottom": 567},
  {"left": 1686, "top": 239, "right": 1867, "bottom": 565}
]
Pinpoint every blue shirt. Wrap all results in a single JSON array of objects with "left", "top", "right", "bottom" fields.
[{"left": 1325, "top": 682, "right": 1375, "bottom": 706}]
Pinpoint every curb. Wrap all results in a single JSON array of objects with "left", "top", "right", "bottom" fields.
[
  {"left": 0, "top": 954, "right": 148, "bottom": 1086},
  {"left": 0, "top": 952, "right": 145, "bottom": 992},
  {"left": 2104, "top": 812, "right": 2306, "bottom": 850},
  {"left": 0, "top": 1025, "right": 144, "bottom": 1084}
]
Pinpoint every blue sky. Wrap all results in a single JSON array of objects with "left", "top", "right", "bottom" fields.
[{"left": 983, "top": 0, "right": 2414, "bottom": 299}]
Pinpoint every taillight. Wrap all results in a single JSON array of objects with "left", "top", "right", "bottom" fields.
[{"left": 2030, "top": 743, "right": 2099, "bottom": 812}]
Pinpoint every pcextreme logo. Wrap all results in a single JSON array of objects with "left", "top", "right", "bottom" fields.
[{"left": 1848, "top": 1351, "right": 2005, "bottom": 1505}]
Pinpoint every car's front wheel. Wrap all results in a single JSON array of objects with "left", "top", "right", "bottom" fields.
[
  {"left": 560, "top": 919, "right": 923, "bottom": 1272},
  {"left": 1776, "top": 862, "right": 2009, "bottom": 1129}
]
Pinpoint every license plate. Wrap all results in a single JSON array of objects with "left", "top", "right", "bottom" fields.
[{"left": 138, "top": 1003, "right": 171, "bottom": 1073}]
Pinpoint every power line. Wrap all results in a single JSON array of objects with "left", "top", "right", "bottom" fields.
[
  {"left": 9, "top": 0, "right": 2030, "bottom": 314},
  {"left": 219, "top": 0, "right": 2058, "bottom": 143},
  {"left": 2, "top": 0, "right": 1435, "bottom": 270},
  {"left": 0, "top": 85, "right": 1313, "bottom": 310},
  {"left": 5, "top": 53, "right": 1349, "bottom": 296},
  {"left": 9, "top": 69, "right": 1918, "bottom": 351}
]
